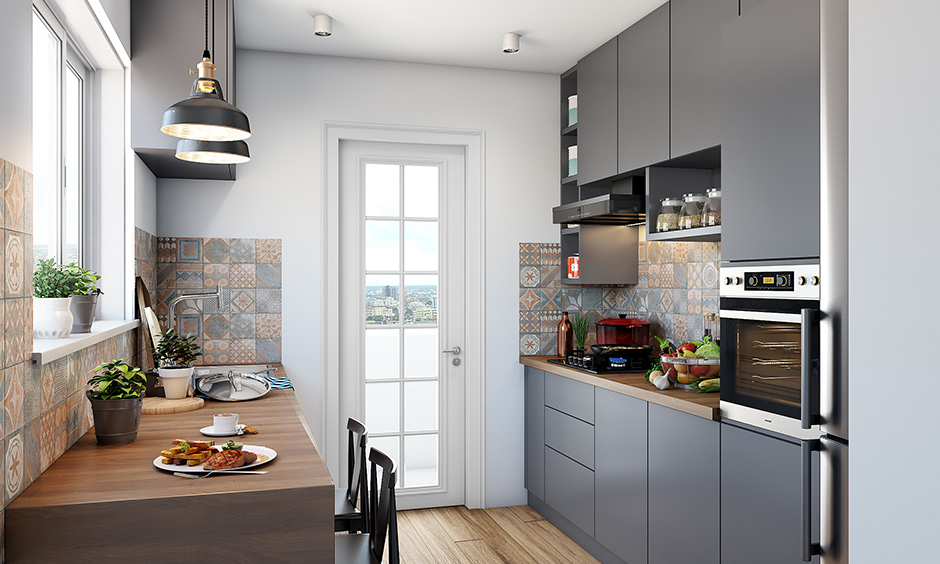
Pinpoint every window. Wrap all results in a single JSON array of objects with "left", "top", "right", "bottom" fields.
[{"left": 32, "top": 6, "right": 90, "bottom": 266}]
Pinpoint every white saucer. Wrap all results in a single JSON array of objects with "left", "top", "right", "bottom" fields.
[{"left": 200, "top": 424, "right": 245, "bottom": 437}]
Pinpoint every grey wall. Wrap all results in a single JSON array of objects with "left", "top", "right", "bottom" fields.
[
  {"left": 134, "top": 154, "right": 157, "bottom": 235},
  {"left": 0, "top": 0, "right": 32, "bottom": 169},
  {"left": 157, "top": 49, "right": 559, "bottom": 506},
  {"left": 849, "top": 0, "right": 940, "bottom": 561}
]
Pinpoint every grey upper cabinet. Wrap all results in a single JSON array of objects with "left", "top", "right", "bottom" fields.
[
  {"left": 721, "top": 423, "right": 820, "bottom": 564},
  {"left": 131, "top": 0, "right": 237, "bottom": 180},
  {"left": 648, "top": 404, "right": 720, "bottom": 564},
  {"left": 670, "top": 0, "right": 739, "bottom": 158},
  {"left": 576, "top": 37, "right": 618, "bottom": 186},
  {"left": 617, "top": 3, "right": 670, "bottom": 175},
  {"left": 594, "top": 388, "right": 647, "bottom": 564},
  {"left": 720, "top": 0, "right": 820, "bottom": 261},
  {"left": 524, "top": 367, "right": 545, "bottom": 500}
]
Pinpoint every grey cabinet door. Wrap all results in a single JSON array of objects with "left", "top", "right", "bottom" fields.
[
  {"left": 594, "top": 388, "right": 647, "bottom": 564},
  {"left": 617, "top": 3, "right": 670, "bottom": 175},
  {"left": 524, "top": 367, "right": 545, "bottom": 500},
  {"left": 670, "top": 0, "right": 740, "bottom": 157},
  {"left": 577, "top": 36, "right": 618, "bottom": 185},
  {"left": 648, "top": 404, "right": 719, "bottom": 564},
  {"left": 544, "top": 372, "right": 595, "bottom": 424},
  {"left": 721, "top": 0, "right": 820, "bottom": 261},
  {"left": 545, "top": 446, "right": 595, "bottom": 537},
  {"left": 721, "top": 423, "right": 820, "bottom": 564}
]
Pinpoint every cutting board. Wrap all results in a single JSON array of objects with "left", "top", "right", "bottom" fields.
[{"left": 142, "top": 397, "right": 204, "bottom": 415}]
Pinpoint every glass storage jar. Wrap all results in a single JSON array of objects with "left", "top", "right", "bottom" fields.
[
  {"left": 701, "top": 188, "right": 721, "bottom": 227},
  {"left": 656, "top": 198, "right": 682, "bottom": 232},
  {"left": 679, "top": 193, "right": 707, "bottom": 229}
]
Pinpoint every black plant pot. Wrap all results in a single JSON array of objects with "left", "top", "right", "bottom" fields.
[
  {"left": 86, "top": 391, "right": 143, "bottom": 446},
  {"left": 70, "top": 295, "right": 99, "bottom": 333}
]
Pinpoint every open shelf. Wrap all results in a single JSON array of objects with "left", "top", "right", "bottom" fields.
[
  {"left": 562, "top": 174, "right": 578, "bottom": 185},
  {"left": 562, "top": 124, "right": 578, "bottom": 136},
  {"left": 646, "top": 225, "right": 721, "bottom": 242}
]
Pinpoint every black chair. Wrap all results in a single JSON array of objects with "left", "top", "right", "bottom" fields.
[
  {"left": 335, "top": 418, "right": 369, "bottom": 533},
  {"left": 335, "top": 447, "right": 400, "bottom": 564}
]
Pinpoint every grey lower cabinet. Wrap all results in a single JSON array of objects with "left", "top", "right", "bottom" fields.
[
  {"left": 594, "top": 388, "right": 648, "bottom": 564},
  {"left": 648, "top": 404, "right": 720, "bottom": 564},
  {"left": 524, "top": 368, "right": 544, "bottom": 500},
  {"left": 721, "top": 422, "right": 820, "bottom": 564}
]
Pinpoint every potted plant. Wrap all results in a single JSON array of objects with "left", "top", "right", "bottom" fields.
[
  {"left": 33, "top": 258, "right": 80, "bottom": 339},
  {"left": 153, "top": 328, "right": 203, "bottom": 399},
  {"left": 86, "top": 359, "right": 147, "bottom": 445},
  {"left": 571, "top": 313, "right": 590, "bottom": 358},
  {"left": 63, "top": 263, "right": 103, "bottom": 333}
]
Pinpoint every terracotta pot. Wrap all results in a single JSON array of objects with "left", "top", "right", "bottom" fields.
[{"left": 86, "top": 391, "right": 142, "bottom": 446}]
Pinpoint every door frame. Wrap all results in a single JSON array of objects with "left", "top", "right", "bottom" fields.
[{"left": 322, "top": 122, "right": 486, "bottom": 509}]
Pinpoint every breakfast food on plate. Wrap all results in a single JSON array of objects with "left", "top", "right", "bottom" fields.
[
  {"left": 160, "top": 439, "right": 215, "bottom": 466},
  {"left": 242, "top": 425, "right": 259, "bottom": 434},
  {"left": 203, "top": 448, "right": 258, "bottom": 470}
]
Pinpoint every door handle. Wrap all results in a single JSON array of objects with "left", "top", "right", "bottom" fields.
[
  {"left": 801, "top": 439, "right": 822, "bottom": 562},
  {"left": 442, "top": 346, "right": 461, "bottom": 355}
]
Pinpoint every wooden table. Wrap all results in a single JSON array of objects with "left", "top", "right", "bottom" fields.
[{"left": 5, "top": 388, "right": 335, "bottom": 563}]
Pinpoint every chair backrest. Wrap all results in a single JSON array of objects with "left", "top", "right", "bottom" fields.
[
  {"left": 367, "top": 447, "right": 399, "bottom": 564},
  {"left": 346, "top": 418, "right": 369, "bottom": 528}
]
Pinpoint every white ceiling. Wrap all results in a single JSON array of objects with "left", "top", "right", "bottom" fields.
[{"left": 234, "top": 0, "right": 667, "bottom": 74}]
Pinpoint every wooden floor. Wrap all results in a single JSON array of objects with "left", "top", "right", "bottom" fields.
[{"left": 395, "top": 505, "right": 600, "bottom": 564}]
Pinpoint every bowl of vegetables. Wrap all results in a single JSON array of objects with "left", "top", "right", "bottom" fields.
[{"left": 647, "top": 336, "right": 720, "bottom": 392}]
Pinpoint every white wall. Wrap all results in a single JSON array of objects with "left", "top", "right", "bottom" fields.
[
  {"left": 0, "top": 0, "right": 32, "bottom": 169},
  {"left": 849, "top": 0, "right": 940, "bottom": 561},
  {"left": 97, "top": 0, "right": 130, "bottom": 57},
  {"left": 134, "top": 155, "right": 157, "bottom": 234},
  {"left": 157, "top": 50, "right": 559, "bottom": 506}
]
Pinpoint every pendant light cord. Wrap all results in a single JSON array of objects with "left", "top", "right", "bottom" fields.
[{"left": 203, "top": 0, "right": 210, "bottom": 58}]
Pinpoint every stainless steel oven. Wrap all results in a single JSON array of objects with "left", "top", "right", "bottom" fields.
[{"left": 719, "top": 264, "right": 820, "bottom": 438}]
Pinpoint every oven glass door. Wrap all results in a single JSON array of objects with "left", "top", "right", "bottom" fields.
[{"left": 721, "top": 298, "right": 819, "bottom": 422}]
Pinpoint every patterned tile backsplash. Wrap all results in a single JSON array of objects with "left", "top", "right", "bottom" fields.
[
  {"left": 519, "top": 240, "right": 721, "bottom": 355},
  {"left": 153, "top": 237, "right": 282, "bottom": 365}
]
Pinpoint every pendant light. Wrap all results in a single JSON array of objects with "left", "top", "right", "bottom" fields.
[{"left": 161, "top": 0, "right": 251, "bottom": 161}]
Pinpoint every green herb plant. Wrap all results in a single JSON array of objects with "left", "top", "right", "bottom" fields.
[
  {"left": 62, "top": 263, "right": 103, "bottom": 295},
  {"left": 153, "top": 328, "right": 203, "bottom": 368},
  {"left": 87, "top": 359, "right": 147, "bottom": 400},
  {"left": 571, "top": 313, "right": 590, "bottom": 349},
  {"left": 33, "top": 259, "right": 80, "bottom": 298}
]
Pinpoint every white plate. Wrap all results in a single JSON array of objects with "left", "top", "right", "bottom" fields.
[
  {"left": 153, "top": 445, "right": 277, "bottom": 473},
  {"left": 200, "top": 425, "right": 245, "bottom": 437}
]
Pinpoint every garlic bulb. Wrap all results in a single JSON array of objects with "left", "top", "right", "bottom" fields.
[{"left": 653, "top": 373, "right": 670, "bottom": 390}]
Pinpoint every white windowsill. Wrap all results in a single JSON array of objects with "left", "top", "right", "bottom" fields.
[{"left": 32, "top": 320, "right": 140, "bottom": 366}]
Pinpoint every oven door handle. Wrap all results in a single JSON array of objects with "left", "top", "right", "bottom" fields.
[
  {"left": 801, "top": 308, "right": 820, "bottom": 429},
  {"left": 720, "top": 310, "right": 802, "bottom": 323}
]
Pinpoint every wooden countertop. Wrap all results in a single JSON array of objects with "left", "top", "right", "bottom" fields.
[
  {"left": 6, "top": 369, "right": 335, "bottom": 563},
  {"left": 520, "top": 356, "right": 720, "bottom": 421}
]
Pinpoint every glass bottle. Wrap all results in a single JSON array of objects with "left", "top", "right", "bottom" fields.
[
  {"left": 701, "top": 188, "right": 722, "bottom": 227},
  {"left": 679, "top": 193, "right": 707, "bottom": 229},
  {"left": 656, "top": 197, "right": 682, "bottom": 232},
  {"left": 557, "top": 312, "right": 573, "bottom": 357}
]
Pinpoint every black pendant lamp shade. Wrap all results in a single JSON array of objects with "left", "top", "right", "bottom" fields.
[
  {"left": 161, "top": 63, "right": 251, "bottom": 142},
  {"left": 175, "top": 138, "right": 250, "bottom": 164}
]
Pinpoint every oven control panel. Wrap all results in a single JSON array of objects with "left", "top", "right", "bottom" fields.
[{"left": 720, "top": 264, "right": 820, "bottom": 299}]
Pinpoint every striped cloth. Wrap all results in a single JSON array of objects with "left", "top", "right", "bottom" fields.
[{"left": 262, "top": 373, "right": 294, "bottom": 390}]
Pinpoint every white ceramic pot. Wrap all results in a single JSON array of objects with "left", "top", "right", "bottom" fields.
[
  {"left": 34, "top": 297, "right": 74, "bottom": 339},
  {"left": 158, "top": 366, "right": 195, "bottom": 399}
]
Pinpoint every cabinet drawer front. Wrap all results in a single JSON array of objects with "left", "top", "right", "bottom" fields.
[
  {"left": 545, "top": 407, "right": 594, "bottom": 469},
  {"left": 544, "top": 446, "right": 595, "bottom": 536},
  {"left": 545, "top": 373, "right": 594, "bottom": 423}
]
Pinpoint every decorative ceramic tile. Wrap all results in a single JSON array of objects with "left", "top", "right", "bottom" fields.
[
  {"left": 702, "top": 262, "right": 719, "bottom": 288},
  {"left": 660, "top": 290, "right": 674, "bottom": 313},
  {"left": 24, "top": 169, "right": 33, "bottom": 236},
  {"left": 256, "top": 314, "right": 281, "bottom": 338},
  {"left": 177, "top": 238, "right": 202, "bottom": 262},
  {"left": 520, "top": 311, "right": 539, "bottom": 333},
  {"left": 645, "top": 289, "right": 660, "bottom": 314},
  {"left": 520, "top": 266, "right": 540, "bottom": 288},
  {"left": 539, "top": 243, "right": 560, "bottom": 266},
  {"left": 615, "top": 288, "right": 631, "bottom": 310},
  {"left": 603, "top": 288, "right": 619, "bottom": 310},
  {"left": 202, "top": 314, "right": 230, "bottom": 340},
  {"left": 230, "top": 238, "right": 256, "bottom": 263},
  {"left": 672, "top": 290, "right": 688, "bottom": 315},
  {"left": 139, "top": 260, "right": 156, "bottom": 294},
  {"left": 672, "top": 315, "right": 689, "bottom": 344},
  {"left": 540, "top": 265, "right": 560, "bottom": 288},
  {"left": 156, "top": 263, "right": 176, "bottom": 289},
  {"left": 638, "top": 241, "right": 647, "bottom": 264},
  {"left": 201, "top": 340, "right": 230, "bottom": 365},
  {"left": 230, "top": 264, "right": 256, "bottom": 289},
  {"left": 65, "top": 390, "right": 80, "bottom": 445},
  {"left": 231, "top": 289, "right": 256, "bottom": 313},
  {"left": 40, "top": 364, "right": 54, "bottom": 413},
  {"left": 23, "top": 363, "right": 41, "bottom": 424},
  {"left": 23, "top": 416, "right": 40, "bottom": 486},
  {"left": 660, "top": 264, "right": 676, "bottom": 289},
  {"left": 560, "top": 288, "right": 581, "bottom": 310},
  {"left": 519, "top": 243, "right": 540, "bottom": 266},
  {"left": 256, "top": 339, "right": 281, "bottom": 363},
  {"left": 5, "top": 428, "right": 24, "bottom": 504},
  {"left": 178, "top": 315, "right": 202, "bottom": 338},
  {"left": 520, "top": 334, "right": 540, "bottom": 355},
  {"left": 175, "top": 263, "right": 204, "bottom": 289},
  {"left": 256, "top": 264, "right": 281, "bottom": 288},
  {"left": 203, "top": 263, "right": 230, "bottom": 288},
  {"left": 690, "top": 314, "right": 705, "bottom": 340},
  {"left": 686, "top": 289, "right": 703, "bottom": 315},
  {"left": 702, "top": 242, "right": 720, "bottom": 262},
  {"left": 230, "top": 314, "right": 256, "bottom": 339},
  {"left": 659, "top": 242, "right": 674, "bottom": 264},
  {"left": 4, "top": 300, "right": 24, "bottom": 367},
  {"left": 157, "top": 237, "right": 177, "bottom": 263},
  {"left": 581, "top": 287, "right": 603, "bottom": 310},
  {"left": 647, "top": 241, "right": 661, "bottom": 264},
  {"left": 155, "top": 288, "right": 175, "bottom": 317},
  {"left": 202, "top": 238, "right": 230, "bottom": 263},
  {"left": 702, "top": 288, "right": 719, "bottom": 313},
  {"left": 687, "top": 243, "right": 703, "bottom": 263},
  {"left": 5, "top": 231, "right": 24, "bottom": 297},
  {"left": 672, "top": 242, "right": 689, "bottom": 264},
  {"left": 255, "top": 239, "right": 282, "bottom": 263},
  {"left": 40, "top": 409, "right": 56, "bottom": 472},
  {"left": 687, "top": 263, "right": 703, "bottom": 289},
  {"left": 674, "top": 262, "right": 689, "bottom": 289},
  {"left": 4, "top": 163, "right": 25, "bottom": 232},
  {"left": 53, "top": 399, "right": 67, "bottom": 459},
  {"left": 540, "top": 289, "right": 561, "bottom": 310},
  {"left": 255, "top": 289, "right": 281, "bottom": 313},
  {"left": 519, "top": 289, "right": 541, "bottom": 311},
  {"left": 539, "top": 333, "right": 558, "bottom": 355},
  {"left": 230, "top": 340, "right": 256, "bottom": 364},
  {"left": 539, "top": 311, "right": 562, "bottom": 334},
  {"left": 202, "top": 288, "right": 231, "bottom": 314}
]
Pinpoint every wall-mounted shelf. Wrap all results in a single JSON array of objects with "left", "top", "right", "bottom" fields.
[
  {"left": 562, "top": 124, "right": 578, "bottom": 137},
  {"left": 646, "top": 225, "right": 721, "bottom": 242},
  {"left": 562, "top": 175, "right": 578, "bottom": 185}
]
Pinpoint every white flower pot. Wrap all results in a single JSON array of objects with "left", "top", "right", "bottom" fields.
[
  {"left": 158, "top": 366, "right": 195, "bottom": 399},
  {"left": 34, "top": 297, "right": 74, "bottom": 339}
]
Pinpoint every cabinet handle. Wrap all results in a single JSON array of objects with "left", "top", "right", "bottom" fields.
[
  {"left": 801, "top": 439, "right": 822, "bottom": 562},
  {"left": 801, "top": 308, "right": 820, "bottom": 429}
]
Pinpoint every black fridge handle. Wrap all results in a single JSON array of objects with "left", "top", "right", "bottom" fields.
[
  {"left": 802, "top": 439, "right": 822, "bottom": 562},
  {"left": 801, "top": 308, "right": 820, "bottom": 429}
]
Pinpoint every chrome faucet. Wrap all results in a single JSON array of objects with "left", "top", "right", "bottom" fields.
[{"left": 167, "top": 286, "right": 223, "bottom": 334}]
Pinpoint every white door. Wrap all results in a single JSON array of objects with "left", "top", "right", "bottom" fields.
[{"left": 339, "top": 140, "right": 466, "bottom": 509}]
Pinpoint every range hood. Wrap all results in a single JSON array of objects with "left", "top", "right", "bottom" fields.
[{"left": 552, "top": 193, "right": 645, "bottom": 225}]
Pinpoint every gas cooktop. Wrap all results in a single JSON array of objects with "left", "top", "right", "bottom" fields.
[{"left": 547, "top": 355, "right": 649, "bottom": 375}]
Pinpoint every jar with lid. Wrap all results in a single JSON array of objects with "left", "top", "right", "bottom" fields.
[
  {"left": 656, "top": 197, "right": 682, "bottom": 232},
  {"left": 679, "top": 193, "right": 707, "bottom": 229},
  {"left": 701, "top": 188, "right": 721, "bottom": 227}
]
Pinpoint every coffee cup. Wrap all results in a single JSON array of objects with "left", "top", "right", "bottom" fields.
[{"left": 213, "top": 413, "right": 239, "bottom": 434}]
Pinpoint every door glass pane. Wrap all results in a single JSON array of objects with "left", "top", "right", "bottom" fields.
[
  {"left": 365, "top": 274, "right": 399, "bottom": 325},
  {"left": 365, "top": 163, "right": 399, "bottom": 217},
  {"left": 32, "top": 12, "right": 60, "bottom": 265},
  {"left": 404, "top": 381, "right": 438, "bottom": 432},
  {"left": 369, "top": 436, "right": 401, "bottom": 485},
  {"left": 403, "top": 434, "right": 438, "bottom": 488},
  {"left": 365, "top": 328, "right": 400, "bottom": 380},
  {"left": 365, "top": 382, "right": 400, "bottom": 434},
  {"left": 365, "top": 220, "right": 400, "bottom": 271},
  {"left": 403, "top": 327, "right": 438, "bottom": 379},
  {"left": 404, "top": 165, "right": 438, "bottom": 218},
  {"left": 64, "top": 64, "right": 81, "bottom": 264},
  {"left": 404, "top": 221, "right": 438, "bottom": 271},
  {"left": 403, "top": 275, "right": 438, "bottom": 324}
]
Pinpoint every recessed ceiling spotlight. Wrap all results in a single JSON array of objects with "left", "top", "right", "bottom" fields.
[
  {"left": 314, "top": 14, "right": 332, "bottom": 36},
  {"left": 502, "top": 32, "right": 520, "bottom": 53}
]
